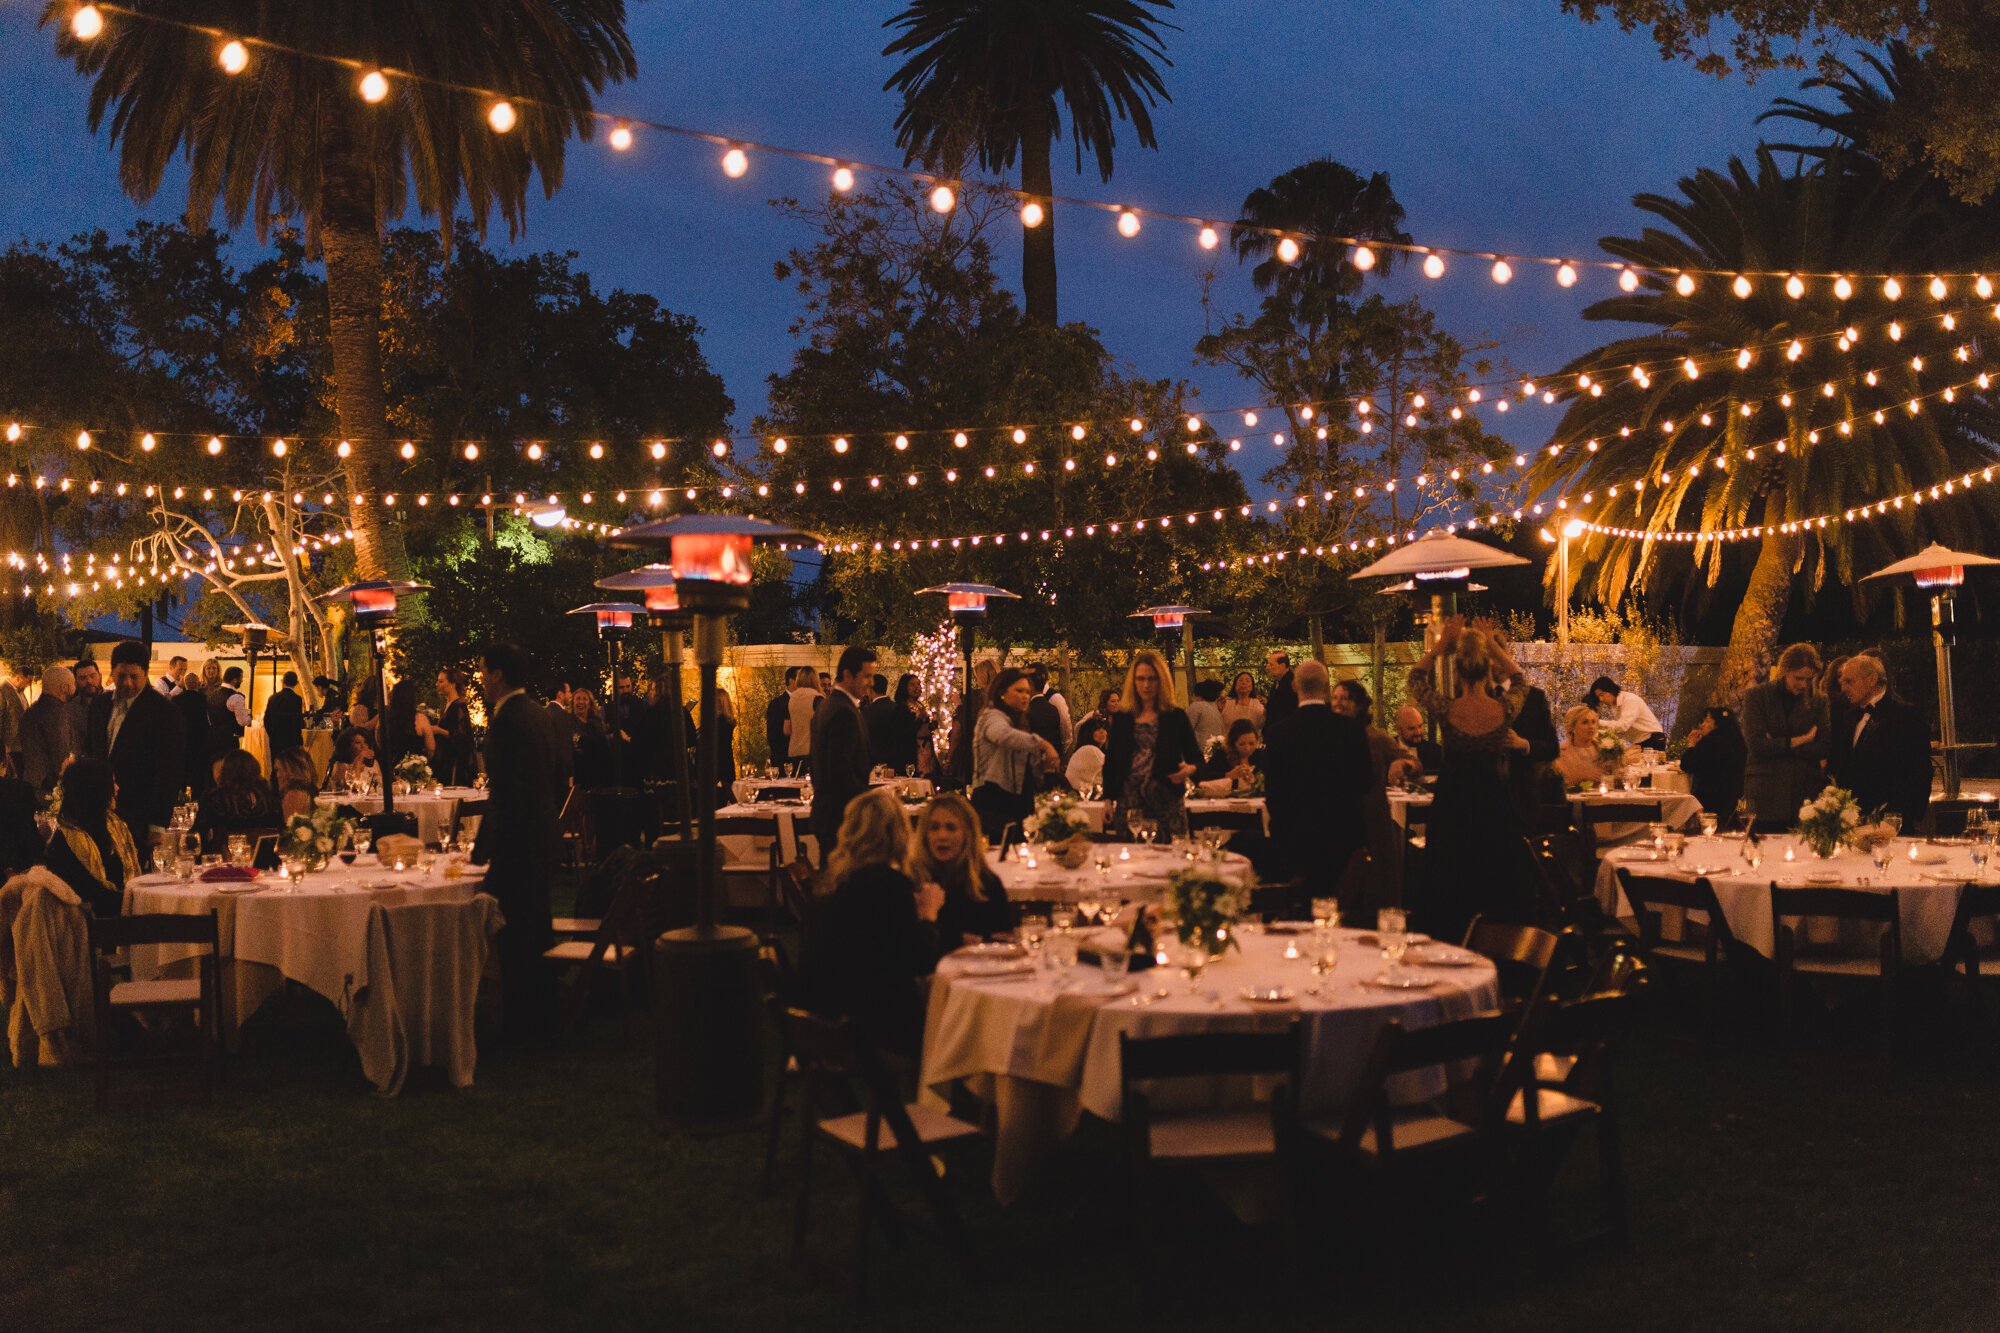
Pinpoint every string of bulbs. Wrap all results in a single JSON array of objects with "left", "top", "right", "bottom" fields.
[{"left": 1577, "top": 462, "right": 1999, "bottom": 544}]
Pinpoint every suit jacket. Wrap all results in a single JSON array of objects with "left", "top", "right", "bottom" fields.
[
  {"left": 1265, "top": 670, "right": 1300, "bottom": 727},
  {"left": 471, "top": 692, "right": 565, "bottom": 886},
  {"left": 86, "top": 687, "right": 186, "bottom": 835},
  {"left": 1026, "top": 694, "right": 1065, "bottom": 753},
  {"left": 863, "top": 696, "right": 910, "bottom": 772},
  {"left": 173, "top": 686, "right": 212, "bottom": 795},
  {"left": 0, "top": 680, "right": 24, "bottom": 762},
  {"left": 1830, "top": 693, "right": 1931, "bottom": 827},
  {"left": 19, "top": 695, "right": 75, "bottom": 794},
  {"left": 1740, "top": 680, "right": 1829, "bottom": 823},
  {"left": 264, "top": 687, "right": 305, "bottom": 755},
  {"left": 1507, "top": 685, "right": 1561, "bottom": 819},
  {"left": 1257, "top": 703, "right": 1374, "bottom": 894},
  {"left": 809, "top": 687, "right": 871, "bottom": 843}
]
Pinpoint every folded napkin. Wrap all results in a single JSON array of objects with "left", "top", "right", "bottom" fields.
[
  {"left": 199, "top": 865, "right": 259, "bottom": 883},
  {"left": 375, "top": 834, "right": 424, "bottom": 865}
]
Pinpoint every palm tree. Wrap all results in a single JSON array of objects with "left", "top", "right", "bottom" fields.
[
  {"left": 1231, "top": 158, "right": 1411, "bottom": 328},
  {"left": 1532, "top": 148, "right": 2000, "bottom": 700},
  {"left": 883, "top": 0, "right": 1175, "bottom": 326},
  {"left": 45, "top": 1, "right": 636, "bottom": 582}
]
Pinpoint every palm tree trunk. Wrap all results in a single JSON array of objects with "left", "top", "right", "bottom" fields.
[
  {"left": 1715, "top": 489, "right": 1799, "bottom": 703},
  {"left": 317, "top": 103, "right": 409, "bottom": 586},
  {"left": 1019, "top": 102, "right": 1057, "bottom": 326}
]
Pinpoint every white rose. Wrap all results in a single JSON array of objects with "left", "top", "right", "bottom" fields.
[
  {"left": 1799, "top": 803, "right": 1814, "bottom": 822},
  {"left": 315, "top": 836, "right": 333, "bottom": 853}
]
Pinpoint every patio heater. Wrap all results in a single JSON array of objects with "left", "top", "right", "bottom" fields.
[
  {"left": 610, "top": 514, "right": 813, "bottom": 1130},
  {"left": 223, "top": 620, "right": 275, "bottom": 721},
  {"left": 1130, "top": 605, "right": 1209, "bottom": 697},
  {"left": 319, "top": 580, "right": 429, "bottom": 826},
  {"left": 916, "top": 582, "right": 1020, "bottom": 692},
  {"left": 565, "top": 602, "right": 648, "bottom": 795},
  {"left": 596, "top": 565, "right": 697, "bottom": 842},
  {"left": 1350, "top": 531, "right": 1530, "bottom": 698},
  {"left": 1862, "top": 543, "right": 2000, "bottom": 800}
]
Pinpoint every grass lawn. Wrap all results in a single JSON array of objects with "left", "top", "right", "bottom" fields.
[{"left": 6, "top": 978, "right": 2000, "bottom": 1331}]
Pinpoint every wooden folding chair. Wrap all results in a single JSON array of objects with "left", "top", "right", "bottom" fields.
[
  {"left": 544, "top": 860, "right": 662, "bottom": 1043},
  {"left": 1770, "top": 884, "right": 1901, "bottom": 1054},
  {"left": 88, "top": 911, "right": 222, "bottom": 1110},
  {"left": 451, "top": 797, "right": 488, "bottom": 845},
  {"left": 1617, "top": 869, "right": 1733, "bottom": 1028},
  {"left": 783, "top": 1008, "right": 982, "bottom": 1306},
  {"left": 1461, "top": 917, "right": 1560, "bottom": 1015},
  {"left": 1577, "top": 800, "right": 1664, "bottom": 859},
  {"left": 1943, "top": 883, "right": 2000, "bottom": 1024},
  {"left": 759, "top": 938, "right": 805, "bottom": 1196}
]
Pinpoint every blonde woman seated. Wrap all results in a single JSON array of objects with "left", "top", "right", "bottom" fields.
[
  {"left": 798, "top": 786, "right": 946, "bottom": 1057},
  {"left": 912, "top": 793, "right": 1015, "bottom": 946},
  {"left": 1553, "top": 705, "right": 1613, "bottom": 787}
]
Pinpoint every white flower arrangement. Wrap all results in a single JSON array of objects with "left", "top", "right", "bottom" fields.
[
  {"left": 1165, "top": 868, "right": 1248, "bottom": 955},
  {"left": 394, "top": 754, "right": 434, "bottom": 788},
  {"left": 1594, "top": 726, "right": 1628, "bottom": 769},
  {"left": 1795, "top": 785, "right": 1862, "bottom": 857},
  {"left": 1023, "top": 789, "right": 1092, "bottom": 845},
  {"left": 282, "top": 806, "right": 355, "bottom": 872}
]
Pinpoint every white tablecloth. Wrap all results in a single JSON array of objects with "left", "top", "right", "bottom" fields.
[
  {"left": 1073, "top": 798, "right": 1268, "bottom": 836},
  {"left": 126, "top": 860, "right": 499, "bottom": 1094},
  {"left": 1596, "top": 834, "right": 1981, "bottom": 963},
  {"left": 1390, "top": 789, "right": 1703, "bottom": 843},
  {"left": 713, "top": 801, "right": 813, "bottom": 870},
  {"left": 319, "top": 787, "right": 484, "bottom": 847},
  {"left": 987, "top": 843, "right": 1254, "bottom": 904}
]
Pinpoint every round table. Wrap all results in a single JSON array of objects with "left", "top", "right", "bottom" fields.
[
  {"left": 1390, "top": 788, "right": 1704, "bottom": 843},
  {"left": 127, "top": 858, "right": 497, "bottom": 1094},
  {"left": 1597, "top": 833, "right": 1986, "bottom": 963},
  {"left": 985, "top": 843, "right": 1255, "bottom": 903},
  {"left": 921, "top": 926, "right": 1500, "bottom": 1201},
  {"left": 319, "top": 787, "right": 484, "bottom": 846}
]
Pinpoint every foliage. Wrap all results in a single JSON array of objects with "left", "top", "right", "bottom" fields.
[
  {"left": 1164, "top": 867, "right": 1248, "bottom": 955},
  {"left": 1022, "top": 789, "right": 1091, "bottom": 844},
  {"left": 0, "top": 615, "right": 76, "bottom": 678},
  {"left": 394, "top": 755, "right": 433, "bottom": 789},
  {"left": 280, "top": 805, "right": 353, "bottom": 872},
  {"left": 1794, "top": 783, "right": 1861, "bottom": 856}
]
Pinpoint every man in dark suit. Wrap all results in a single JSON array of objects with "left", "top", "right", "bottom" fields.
[
  {"left": 264, "top": 670, "right": 306, "bottom": 755},
  {"left": 472, "top": 642, "right": 566, "bottom": 1045},
  {"left": 1025, "top": 664, "right": 1065, "bottom": 753},
  {"left": 86, "top": 641, "right": 185, "bottom": 869},
  {"left": 1256, "top": 660, "right": 1375, "bottom": 902},
  {"left": 1831, "top": 654, "right": 1932, "bottom": 827},
  {"left": 20, "top": 664, "right": 77, "bottom": 794},
  {"left": 173, "top": 668, "right": 212, "bottom": 797},
  {"left": 765, "top": 666, "right": 798, "bottom": 770},
  {"left": 809, "top": 646, "right": 876, "bottom": 848},
  {"left": 1481, "top": 620, "right": 1560, "bottom": 824},
  {"left": 1264, "top": 649, "right": 1299, "bottom": 727},
  {"left": 863, "top": 672, "right": 901, "bottom": 772}
]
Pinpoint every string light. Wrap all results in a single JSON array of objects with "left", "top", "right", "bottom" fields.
[
  {"left": 70, "top": 5, "right": 103, "bottom": 40},
  {"left": 928, "top": 184, "right": 955, "bottom": 214},
  {"left": 608, "top": 124, "right": 634, "bottom": 152},
  {"left": 359, "top": 70, "right": 389, "bottom": 103},
  {"left": 1197, "top": 225, "right": 1219, "bottom": 250},
  {"left": 487, "top": 100, "right": 517, "bottom": 134},
  {"left": 721, "top": 146, "right": 749, "bottom": 178},
  {"left": 832, "top": 166, "right": 856, "bottom": 193},
  {"left": 218, "top": 39, "right": 248, "bottom": 74},
  {"left": 1116, "top": 210, "right": 1141, "bottom": 239},
  {"left": 1423, "top": 253, "right": 1446, "bottom": 280}
]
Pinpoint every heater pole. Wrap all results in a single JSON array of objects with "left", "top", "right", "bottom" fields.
[{"left": 1935, "top": 590, "right": 1963, "bottom": 800}]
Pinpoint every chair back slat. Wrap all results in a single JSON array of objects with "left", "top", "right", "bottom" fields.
[
  {"left": 1118, "top": 1026, "right": 1301, "bottom": 1083},
  {"left": 1462, "top": 918, "right": 1560, "bottom": 1008},
  {"left": 1380, "top": 1010, "right": 1512, "bottom": 1076},
  {"left": 1580, "top": 801, "right": 1663, "bottom": 828},
  {"left": 88, "top": 911, "right": 219, "bottom": 951},
  {"left": 1945, "top": 882, "right": 2000, "bottom": 963},
  {"left": 1770, "top": 884, "right": 1899, "bottom": 924}
]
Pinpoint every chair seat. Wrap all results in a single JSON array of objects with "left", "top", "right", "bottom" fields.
[
  {"left": 1533, "top": 1051, "right": 1579, "bottom": 1083},
  {"left": 1952, "top": 949, "right": 2000, "bottom": 975},
  {"left": 1507, "top": 1086, "right": 1601, "bottom": 1126},
  {"left": 818, "top": 1103, "right": 980, "bottom": 1151},
  {"left": 1789, "top": 952, "right": 1890, "bottom": 977},
  {"left": 542, "top": 940, "right": 636, "bottom": 964},
  {"left": 1309, "top": 1107, "right": 1477, "bottom": 1157},
  {"left": 1650, "top": 941, "right": 1714, "bottom": 963},
  {"left": 1146, "top": 1108, "right": 1277, "bottom": 1161},
  {"left": 109, "top": 978, "right": 202, "bottom": 1007},
  {"left": 550, "top": 916, "right": 601, "bottom": 935}
]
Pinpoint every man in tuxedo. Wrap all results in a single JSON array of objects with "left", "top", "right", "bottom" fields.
[
  {"left": 1025, "top": 664, "right": 1065, "bottom": 753},
  {"left": 173, "top": 665, "right": 212, "bottom": 798},
  {"left": 1832, "top": 654, "right": 1931, "bottom": 827},
  {"left": 809, "top": 646, "right": 876, "bottom": 848},
  {"left": 1479, "top": 620, "right": 1560, "bottom": 824},
  {"left": 264, "top": 670, "right": 306, "bottom": 755},
  {"left": 87, "top": 641, "right": 185, "bottom": 869},
  {"left": 863, "top": 672, "right": 901, "bottom": 771},
  {"left": 472, "top": 642, "right": 565, "bottom": 1045},
  {"left": 765, "top": 666, "right": 799, "bottom": 769},
  {"left": 1394, "top": 705, "right": 1445, "bottom": 775},
  {"left": 1264, "top": 649, "right": 1299, "bottom": 727},
  {"left": 1256, "top": 659, "right": 1375, "bottom": 902}
]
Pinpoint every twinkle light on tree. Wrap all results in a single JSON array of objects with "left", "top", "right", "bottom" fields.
[{"left": 911, "top": 617, "right": 963, "bottom": 765}]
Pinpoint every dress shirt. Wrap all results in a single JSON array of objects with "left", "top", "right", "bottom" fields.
[{"left": 1851, "top": 686, "right": 1886, "bottom": 746}]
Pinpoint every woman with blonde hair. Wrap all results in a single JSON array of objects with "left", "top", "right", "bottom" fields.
[
  {"left": 913, "top": 792, "right": 1014, "bottom": 945},
  {"left": 1102, "top": 648, "right": 1203, "bottom": 837},
  {"left": 799, "top": 787, "right": 946, "bottom": 1056},
  {"left": 1552, "top": 705, "right": 1611, "bottom": 787}
]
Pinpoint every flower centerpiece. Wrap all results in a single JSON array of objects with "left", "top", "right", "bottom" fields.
[
  {"left": 1165, "top": 868, "right": 1247, "bottom": 956},
  {"left": 1023, "top": 790, "right": 1094, "bottom": 867},
  {"left": 1795, "top": 785, "right": 1862, "bottom": 858},
  {"left": 1594, "top": 725, "right": 1629, "bottom": 773},
  {"left": 394, "top": 754, "right": 433, "bottom": 792},
  {"left": 280, "top": 805, "right": 354, "bottom": 873}
]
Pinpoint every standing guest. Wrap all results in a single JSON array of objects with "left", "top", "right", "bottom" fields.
[
  {"left": 201, "top": 657, "right": 224, "bottom": 695},
  {"left": 546, "top": 679, "right": 582, "bottom": 755},
  {"left": 1220, "top": 671, "right": 1266, "bottom": 730},
  {"left": 1485, "top": 620, "right": 1560, "bottom": 822},
  {"left": 1259, "top": 660, "right": 1374, "bottom": 905},
  {"left": 1103, "top": 649, "right": 1203, "bottom": 838},
  {"left": 971, "top": 667, "right": 1060, "bottom": 840},
  {"left": 264, "top": 670, "right": 306, "bottom": 756},
  {"left": 913, "top": 792, "right": 1014, "bottom": 946},
  {"left": 383, "top": 677, "right": 429, "bottom": 765},
  {"left": 1024, "top": 664, "right": 1066, "bottom": 754},
  {"left": 271, "top": 747, "right": 320, "bottom": 820},
  {"left": 20, "top": 665, "right": 77, "bottom": 795},
  {"left": 1590, "top": 676, "right": 1665, "bottom": 750},
  {"left": 430, "top": 668, "right": 477, "bottom": 786},
  {"left": 863, "top": 672, "right": 902, "bottom": 772},
  {"left": 85, "top": 641, "right": 185, "bottom": 870},
  {"left": 818, "top": 670, "right": 834, "bottom": 698},
  {"left": 1394, "top": 705, "right": 1444, "bottom": 775},
  {"left": 1195, "top": 719, "right": 1262, "bottom": 793},
  {"left": 156, "top": 654, "right": 188, "bottom": 696},
  {"left": 1820, "top": 654, "right": 1853, "bottom": 750},
  {"left": 709, "top": 687, "right": 740, "bottom": 790},
  {"left": 1330, "top": 677, "right": 1405, "bottom": 912},
  {"left": 208, "top": 666, "right": 250, "bottom": 757},
  {"left": 173, "top": 664, "right": 211, "bottom": 798},
  {"left": 1553, "top": 707, "right": 1614, "bottom": 787},
  {"left": 897, "top": 674, "right": 934, "bottom": 776},
  {"left": 604, "top": 668, "right": 648, "bottom": 782},
  {"left": 1264, "top": 650, "right": 1299, "bottom": 727},
  {"left": 787, "top": 666, "right": 821, "bottom": 776},
  {"left": 1407, "top": 620, "right": 1535, "bottom": 937},
  {"left": 569, "top": 687, "right": 611, "bottom": 789},
  {"left": 765, "top": 667, "right": 798, "bottom": 771},
  {"left": 1831, "top": 654, "right": 1931, "bottom": 827},
  {"left": 1186, "top": 678, "right": 1226, "bottom": 755},
  {"left": 1681, "top": 705, "right": 1748, "bottom": 818},
  {"left": 809, "top": 646, "right": 876, "bottom": 849},
  {"left": 799, "top": 786, "right": 945, "bottom": 1058},
  {"left": 44, "top": 759, "right": 142, "bottom": 917},
  {"left": 0, "top": 664, "right": 27, "bottom": 775},
  {"left": 1741, "top": 643, "right": 1830, "bottom": 830},
  {"left": 68, "top": 657, "right": 102, "bottom": 748},
  {"left": 1065, "top": 715, "right": 1110, "bottom": 794},
  {"left": 1044, "top": 669, "right": 1075, "bottom": 748},
  {"left": 471, "top": 642, "right": 565, "bottom": 1046},
  {"left": 194, "top": 749, "right": 280, "bottom": 855}
]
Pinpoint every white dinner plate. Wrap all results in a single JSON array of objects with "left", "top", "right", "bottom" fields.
[
  {"left": 956, "top": 942, "right": 1025, "bottom": 961},
  {"left": 958, "top": 960, "right": 1034, "bottom": 979},
  {"left": 1362, "top": 972, "right": 1438, "bottom": 990},
  {"left": 1405, "top": 945, "right": 1478, "bottom": 968},
  {"left": 1240, "top": 986, "right": 1296, "bottom": 1004},
  {"left": 1801, "top": 872, "right": 1844, "bottom": 885}
]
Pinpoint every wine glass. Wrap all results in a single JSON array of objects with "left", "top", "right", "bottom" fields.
[
  {"left": 353, "top": 827, "right": 374, "bottom": 861},
  {"left": 1076, "top": 893, "right": 1102, "bottom": 926},
  {"left": 1177, "top": 940, "right": 1210, "bottom": 994},
  {"left": 1743, "top": 838, "right": 1764, "bottom": 871},
  {"left": 1311, "top": 897, "right": 1341, "bottom": 930},
  {"left": 1698, "top": 811, "right": 1720, "bottom": 839},
  {"left": 226, "top": 834, "right": 251, "bottom": 867},
  {"left": 1735, "top": 798, "right": 1755, "bottom": 833},
  {"left": 1377, "top": 907, "right": 1409, "bottom": 966},
  {"left": 1310, "top": 926, "right": 1341, "bottom": 978},
  {"left": 1129, "top": 816, "right": 1156, "bottom": 849},
  {"left": 1870, "top": 841, "right": 1893, "bottom": 876}
]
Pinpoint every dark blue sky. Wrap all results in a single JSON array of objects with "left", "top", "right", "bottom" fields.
[{"left": 1, "top": 1, "right": 1804, "bottom": 458}]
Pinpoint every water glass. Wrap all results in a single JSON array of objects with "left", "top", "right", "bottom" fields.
[
  {"left": 1178, "top": 940, "right": 1210, "bottom": 992},
  {"left": 1377, "top": 908, "right": 1409, "bottom": 965},
  {"left": 1698, "top": 812, "right": 1720, "bottom": 838},
  {"left": 226, "top": 834, "right": 251, "bottom": 866},
  {"left": 1051, "top": 906, "right": 1076, "bottom": 932},
  {"left": 1972, "top": 844, "right": 1991, "bottom": 879},
  {"left": 1311, "top": 897, "right": 1341, "bottom": 930},
  {"left": 1045, "top": 932, "right": 1079, "bottom": 988},
  {"left": 1310, "top": 927, "right": 1341, "bottom": 976},
  {"left": 1018, "top": 914, "right": 1048, "bottom": 953},
  {"left": 1870, "top": 842, "right": 1893, "bottom": 874},
  {"left": 353, "top": 828, "right": 374, "bottom": 858},
  {"left": 1099, "top": 944, "right": 1131, "bottom": 986}
]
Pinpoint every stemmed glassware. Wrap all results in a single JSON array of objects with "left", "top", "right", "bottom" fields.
[
  {"left": 1377, "top": 907, "right": 1409, "bottom": 968},
  {"left": 1177, "top": 939, "right": 1210, "bottom": 994},
  {"left": 1698, "top": 811, "right": 1720, "bottom": 838},
  {"left": 1128, "top": 816, "right": 1157, "bottom": 850}
]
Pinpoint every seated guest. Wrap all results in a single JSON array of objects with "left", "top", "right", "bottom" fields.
[
  {"left": 1393, "top": 704, "right": 1443, "bottom": 775},
  {"left": 1831, "top": 653, "right": 1931, "bottom": 828},
  {"left": 1064, "top": 715, "right": 1109, "bottom": 794},
  {"left": 271, "top": 747, "right": 321, "bottom": 821},
  {"left": 1681, "top": 705, "right": 1747, "bottom": 816},
  {"left": 46, "top": 758, "right": 141, "bottom": 917},
  {"left": 196, "top": 749, "right": 280, "bottom": 855},
  {"left": 0, "top": 769, "right": 43, "bottom": 877},
  {"left": 327, "top": 729, "right": 381, "bottom": 793},
  {"left": 1196, "top": 719, "right": 1262, "bottom": 793},
  {"left": 1590, "top": 675, "right": 1665, "bottom": 750},
  {"left": 1553, "top": 706, "right": 1613, "bottom": 787},
  {"left": 798, "top": 786, "right": 945, "bottom": 1058},
  {"left": 912, "top": 793, "right": 1015, "bottom": 947}
]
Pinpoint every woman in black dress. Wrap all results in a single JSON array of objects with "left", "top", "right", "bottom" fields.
[
  {"left": 1102, "top": 649, "right": 1203, "bottom": 838},
  {"left": 1681, "top": 705, "right": 1748, "bottom": 817},
  {"left": 432, "top": 667, "right": 477, "bottom": 786},
  {"left": 195, "top": 749, "right": 281, "bottom": 856},
  {"left": 912, "top": 792, "right": 1014, "bottom": 946}
]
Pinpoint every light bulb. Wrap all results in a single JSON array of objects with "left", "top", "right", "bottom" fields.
[
  {"left": 1352, "top": 243, "right": 1374, "bottom": 270},
  {"left": 1491, "top": 259, "right": 1513, "bottom": 284},
  {"left": 1243, "top": 411, "right": 1258, "bottom": 427},
  {"left": 894, "top": 434, "right": 910, "bottom": 450},
  {"left": 1883, "top": 276, "right": 1902, "bottom": 300},
  {"left": 487, "top": 101, "right": 517, "bottom": 134},
  {"left": 1117, "top": 210, "right": 1141, "bottom": 238},
  {"left": 1130, "top": 418, "right": 1146, "bottom": 432},
  {"left": 463, "top": 442, "right": 480, "bottom": 461},
  {"left": 75, "top": 431, "right": 91, "bottom": 450},
  {"left": 1930, "top": 276, "right": 1948, "bottom": 299},
  {"left": 608, "top": 124, "right": 634, "bottom": 152},
  {"left": 833, "top": 437, "right": 849, "bottom": 454},
  {"left": 1738, "top": 348, "right": 1753, "bottom": 369},
  {"left": 929, "top": 184, "right": 956, "bottom": 213},
  {"left": 721, "top": 147, "right": 749, "bottom": 178},
  {"left": 831, "top": 166, "right": 855, "bottom": 193},
  {"left": 1979, "top": 276, "right": 1994, "bottom": 299},
  {"left": 1683, "top": 358, "right": 1699, "bottom": 379},
  {"left": 1070, "top": 425, "right": 1086, "bottom": 441},
  {"left": 140, "top": 432, "right": 155, "bottom": 451},
  {"left": 770, "top": 438, "right": 787, "bottom": 454},
  {"left": 711, "top": 441, "right": 728, "bottom": 457},
  {"left": 3, "top": 423, "right": 17, "bottom": 442},
  {"left": 1185, "top": 415, "right": 1201, "bottom": 432},
  {"left": 1013, "top": 428, "right": 1028, "bottom": 444},
  {"left": 359, "top": 70, "right": 389, "bottom": 103},
  {"left": 1276, "top": 237, "right": 1301, "bottom": 264},
  {"left": 1020, "top": 199, "right": 1044, "bottom": 227},
  {"left": 1619, "top": 266, "right": 1640, "bottom": 291},
  {"left": 219, "top": 40, "right": 249, "bottom": 74},
  {"left": 207, "top": 436, "right": 223, "bottom": 456},
  {"left": 1732, "top": 275, "right": 1752, "bottom": 298},
  {"left": 952, "top": 432, "right": 968, "bottom": 448},
  {"left": 71, "top": 5, "right": 103, "bottom": 40},
  {"left": 271, "top": 438, "right": 287, "bottom": 457},
  {"left": 399, "top": 441, "right": 417, "bottom": 460},
  {"left": 1198, "top": 225, "right": 1219, "bottom": 250},
  {"left": 1423, "top": 253, "right": 1445, "bottom": 279},
  {"left": 525, "top": 443, "right": 542, "bottom": 460},
  {"left": 1786, "top": 274, "right": 1805, "bottom": 299},
  {"left": 1825, "top": 275, "right": 1850, "bottom": 300},
  {"left": 1556, "top": 263, "right": 1577, "bottom": 287},
  {"left": 1675, "top": 273, "right": 1696, "bottom": 296}
]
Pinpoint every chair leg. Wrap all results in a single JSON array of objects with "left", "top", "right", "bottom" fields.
[
  {"left": 1597, "top": 1113, "right": 1630, "bottom": 1249},
  {"left": 792, "top": 1101, "right": 816, "bottom": 1264},
  {"left": 855, "top": 1150, "right": 876, "bottom": 1307},
  {"left": 761, "top": 1066, "right": 792, "bottom": 1198}
]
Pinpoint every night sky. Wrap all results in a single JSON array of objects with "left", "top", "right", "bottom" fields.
[{"left": 0, "top": 1, "right": 1798, "bottom": 462}]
